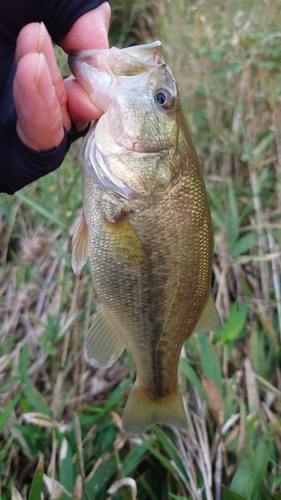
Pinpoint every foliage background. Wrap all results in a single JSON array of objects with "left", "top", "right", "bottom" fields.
[{"left": 0, "top": 0, "right": 281, "bottom": 498}]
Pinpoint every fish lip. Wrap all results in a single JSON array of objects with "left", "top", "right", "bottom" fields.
[{"left": 68, "top": 41, "right": 165, "bottom": 73}]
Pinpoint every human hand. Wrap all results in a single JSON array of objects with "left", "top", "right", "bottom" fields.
[{"left": 13, "top": 2, "right": 110, "bottom": 152}]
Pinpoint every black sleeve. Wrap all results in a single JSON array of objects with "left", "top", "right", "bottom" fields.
[{"left": 0, "top": 0, "right": 106, "bottom": 195}]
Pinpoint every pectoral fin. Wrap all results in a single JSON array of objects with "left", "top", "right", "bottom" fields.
[
  {"left": 193, "top": 294, "right": 222, "bottom": 334},
  {"left": 84, "top": 306, "right": 126, "bottom": 368},
  {"left": 104, "top": 215, "right": 147, "bottom": 268},
  {"left": 72, "top": 213, "right": 89, "bottom": 273}
]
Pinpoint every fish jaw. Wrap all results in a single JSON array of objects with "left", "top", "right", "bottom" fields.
[{"left": 68, "top": 41, "right": 165, "bottom": 79}]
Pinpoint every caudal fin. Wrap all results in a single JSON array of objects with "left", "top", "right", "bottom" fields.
[{"left": 122, "top": 382, "right": 187, "bottom": 435}]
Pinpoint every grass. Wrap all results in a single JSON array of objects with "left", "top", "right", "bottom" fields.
[{"left": 1, "top": 0, "right": 281, "bottom": 498}]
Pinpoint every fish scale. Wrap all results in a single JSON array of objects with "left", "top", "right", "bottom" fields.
[{"left": 70, "top": 41, "right": 222, "bottom": 434}]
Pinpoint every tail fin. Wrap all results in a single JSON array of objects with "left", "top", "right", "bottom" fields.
[{"left": 122, "top": 382, "right": 187, "bottom": 435}]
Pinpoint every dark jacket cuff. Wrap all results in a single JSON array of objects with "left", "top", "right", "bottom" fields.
[{"left": 2, "top": 122, "right": 90, "bottom": 195}]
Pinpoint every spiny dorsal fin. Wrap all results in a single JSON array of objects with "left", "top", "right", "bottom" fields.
[
  {"left": 72, "top": 212, "right": 89, "bottom": 273},
  {"left": 193, "top": 294, "right": 222, "bottom": 334},
  {"left": 84, "top": 306, "right": 126, "bottom": 368}
]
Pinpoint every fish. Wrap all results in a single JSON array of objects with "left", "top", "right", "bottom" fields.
[{"left": 68, "top": 41, "right": 222, "bottom": 435}]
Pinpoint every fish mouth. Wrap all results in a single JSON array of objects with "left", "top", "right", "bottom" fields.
[
  {"left": 68, "top": 42, "right": 166, "bottom": 114},
  {"left": 68, "top": 41, "right": 165, "bottom": 79}
]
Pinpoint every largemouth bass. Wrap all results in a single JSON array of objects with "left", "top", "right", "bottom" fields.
[{"left": 69, "top": 41, "right": 221, "bottom": 435}]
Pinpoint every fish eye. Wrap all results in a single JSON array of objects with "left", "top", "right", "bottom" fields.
[{"left": 154, "top": 88, "right": 174, "bottom": 110}]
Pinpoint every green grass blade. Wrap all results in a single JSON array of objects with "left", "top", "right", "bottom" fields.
[
  {"left": 153, "top": 427, "right": 187, "bottom": 477},
  {"left": 139, "top": 477, "right": 159, "bottom": 500},
  {"left": 230, "top": 233, "right": 258, "bottom": 256},
  {"left": 85, "top": 454, "right": 117, "bottom": 499},
  {"left": 0, "top": 435, "right": 13, "bottom": 466},
  {"left": 259, "top": 482, "right": 279, "bottom": 500},
  {"left": 169, "top": 495, "right": 192, "bottom": 500},
  {"left": 221, "top": 485, "right": 247, "bottom": 500},
  {"left": 197, "top": 332, "right": 222, "bottom": 392},
  {"left": 229, "top": 454, "right": 255, "bottom": 499},
  {"left": 23, "top": 379, "right": 53, "bottom": 417},
  {"left": 221, "top": 302, "right": 248, "bottom": 344},
  {"left": 18, "top": 343, "right": 29, "bottom": 381},
  {"left": 28, "top": 453, "right": 44, "bottom": 500},
  {"left": 122, "top": 444, "right": 147, "bottom": 476},
  {"left": 15, "top": 191, "right": 65, "bottom": 228},
  {"left": 141, "top": 436, "right": 182, "bottom": 480},
  {"left": 230, "top": 431, "right": 273, "bottom": 499},
  {"left": 179, "top": 358, "right": 207, "bottom": 401},
  {"left": 104, "top": 379, "right": 131, "bottom": 411},
  {"left": 59, "top": 439, "right": 74, "bottom": 492},
  {"left": 0, "top": 393, "right": 21, "bottom": 433}
]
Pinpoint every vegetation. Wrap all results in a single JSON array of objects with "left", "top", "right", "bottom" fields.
[{"left": 0, "top": 0, "right": 281, "bottom": 498}]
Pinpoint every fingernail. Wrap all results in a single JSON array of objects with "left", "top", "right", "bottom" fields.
[
  {"left": 37, "top": 22, "right": 61, "bottom": 81},
  {"left": 37, "top": 22, "right": 46, "bottom": 54},
  {"left": 36, "top": 53, "right": 55, "bottom": 104}
]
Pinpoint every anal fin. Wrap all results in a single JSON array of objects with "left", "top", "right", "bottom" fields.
[
  {"left": 84, "top": 307, "right": 126, "bottom": 368},
  {"left": 193, "top": 294, "right": 222, "bottom": 334}
]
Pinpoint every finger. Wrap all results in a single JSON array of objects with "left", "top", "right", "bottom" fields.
[
  {"left": 59, "top": 2, "right": 111, "bottom": 52},
  {"left": 64, "top": 77, "right": 104, "bottom": 127},
  {"left": 15, "top": 23, "right": 71, "bottom": 131},
  {"left": 59, "top": 3, "right": 110, "bottom": 126},
  {"left": 14, "top": 52, "right": 64, "bottom": 151}
]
